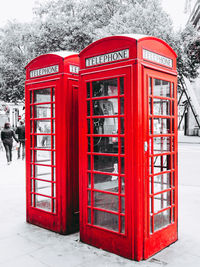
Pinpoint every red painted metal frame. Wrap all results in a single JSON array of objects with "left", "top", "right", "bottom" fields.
[
  {"left": 25, "top": 53, "right": 79, "bottom": 234},
  {"left": 79, "top": 35, "right": 177, "bottom": 260}
]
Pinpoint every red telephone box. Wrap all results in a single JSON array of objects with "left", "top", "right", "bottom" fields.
[
  {"left": 25, "top": 51, "right": 79, "bottom": 234},
  {"left": 79, "top": 35, "right": 178, "bottom": 260}
]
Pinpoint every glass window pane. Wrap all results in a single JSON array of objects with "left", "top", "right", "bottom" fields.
[
  {"left": 94, "top": 173, "right": 118, "bottom": 193},
  {"left": 93, "top": 155, "right": 118, "bottom": 174},
  {"left": 52, "top": 88, "right": 55, "bottom": 102},
  {"left": 93, "top": 118, "right": 118, "bottom": 135},
  {"left": 149, "top": 98, "right": 152, "bottom": 114},
  {"left": 52, "top": 104, "right": 55, "bottom": 117},
  {"left": 34, "top": 120, "right": 51, "bottom": 134},
  {"left": 154, "top": 191, "right": 171, "bottom": 213},
  {"left": 153, "top": 155, "right": 171, "bottom": 174},
  {"left": 35, "top": 150, "right": 51, "bottom": 164},
  {"left": 153, "top": 173, "right": 171, "bottom": 193},
  {"left": 120, "top": 98, "right": 124, "bottom": 114},
  {"left": 120, "top": 138, "right": 125, "bottom": 154},
  {"left": 120, "top": 77, "right": 124, "bottom": 95},
  {"left": 120, "top": 216, "right": 125, "bottom": 233},
  {"left": 87, "top": 82, "right": 90, "bottom": 98},
  {"left": 92, "top": 79, "right": 118, "bottom": 97},
  {"left": 153, "top": 137, "right": 171, "bottom": 154},
  {"left": 154, "top": 209, "right": 171, "bottom": 232},
  {"left": 88, "top": 155, "right": 91, "bottom": 170},
  {"left": 94, "top": 191, "right": 118, "bottom": 212},
  {"left": 35, "top": 180, "right": 52, "bottom": 196},
  {"left": 93, "top": 137, "right": 118, "bottom": 154},
  {"left": 93, "top": 98, "right": 118, "bottom": 116},
  {"left": 153, "top": 118, "right": 171, "bottom": 134},
  {"left": 34, "top": 135, "right": 51, "bottom": 149},
  {"left": 35, "top": 165, "right": 51, "bottom": 180},
  {"left": 88, "top": 208, "right": 91, "bottom": 224},
  {"left": 34, "top": 88, "right": 51, "bottom": 103},
  {"left": 87, "top": 101, "right": 90, "bottom": 116},
  {"left": 35, "top": 195, "right": 51, "bottom": 212},
  {"left": 88, "top": 173, "right": 91, "bottom": 188},
  {"left": 34, "top": 104, "right": 51, "bottom": 118},
  {"left": 121, "top": 157, "right": 125, "bottom": 174},
  {"left": 153, "top": 99, "right": 170, "bottom": 116},
  {"left": 120, "top": 118, "right": 124, "bottom": 134},
  {"left": 121, "top": 196, "right": 125, "bottom": 214},
  {"left": 153, "top": 79, "right": 170, "bottom": 97},
  {"left": 88, "top": 190, "right": 91, "bottom": 206},
  {"left": 149, "top": 77, "right": 152, "bottom": 95},
  {"left": 121, "top": 177, "right": 125, "bottom": 194},
  {"left": 93, "top": 210, "right": 118, "bottom": 232}
]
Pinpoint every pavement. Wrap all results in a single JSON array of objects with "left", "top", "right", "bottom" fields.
[{"left": 0, "top": 133, "right": 200, "bottom": 267}]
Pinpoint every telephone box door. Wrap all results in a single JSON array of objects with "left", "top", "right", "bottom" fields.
[
  {"left": 143, "top": 68, "right": 178, "bottom": 259},
  {"left": 26, "top": 79, "right": 61, "bottom": 231},
  {"left": 80, "top": 67, "right": 133, "bottom": 259}
]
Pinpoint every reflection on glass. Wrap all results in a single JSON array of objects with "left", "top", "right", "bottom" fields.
[
  {"left": 93, "top": 118, "right": 118, "bottom": 135},
  {"left": 153, "top": 118, "right": 170, "bottom": 134},
  {"left": 153, "top": 137, "right": 171, "bottom": 154},
  {"left": 35, "top": 165, "right": 51, "bottom": 180},
  {"left": 35, "top": 195, "right": 51, "bottom": 212},
  {"left": 94, "top": 173, "right": 118, "bottom": 192},
  {"left": 153, "top": 173, "right": 171, "bottom": 193},
  {"left": 35, "top": 180, "right": 52, "bottom": 196},
  {"left": 153, "top": 99, "right": 170, "bottom": 116},
  {"left": 153, "top": 155, "right": 171, "bottom": 174},
  {"left": 34, "top": 104, "right": 51, "bottom": 118},
  {"left": 93, "top": 137, "right": 118, "bottom": 153},
  {"left": 93, "top": 98, "right": 118, "bottom": 116},
  {"left": 121, "top": 177, "right": 125, "bottom": 194},
  {"left": 94, "top": 191, "right": 118, "bottom": 212},
  {"left": 35, "top": 150, "right": 51, "bottom": 164},
  {"left": 92, "top": 79, "right": 118, "bottom": 97},
  {"left": 153, "top": 79, "right": 170, "bottom": 97},
  {"left": 52, "top": 88, "right": 55, "bottom": 102},
  {"left": 94, "top": 155, "right": 118, "bottom": 173},
  {"left": 34, "top": 135, "right": 51, "bottom": 149},
  {"left": 154, "top": 191, "right": 171, "bottom": 213},
  {"left": 93, "top": 210, "right": 118, "bottom": 232},
  {"left": 34, "top": 120, "right": 51, "bottom": 134},
  {"left": 154, "top": 209, "right": 171, "bottom": 232},
  {"left": 34, "top": 88, "right": 51, "bottom": 103}
]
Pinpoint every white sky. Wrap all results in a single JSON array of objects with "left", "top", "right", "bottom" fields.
[{"left": 0, "top": 0, "right": 190, "bottom": 30}]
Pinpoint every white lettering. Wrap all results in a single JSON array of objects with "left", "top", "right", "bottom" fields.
[
  {"left": 143, "top": 49, "right": 173, "bottom": 68},
  {"left": 69, "top": 65, "right": 80, "bottom": 74},
  {"left": 30, "top": 65, "right": 59, "bottom": 78},
  {"left": 85, "top": 49, "right": 129, "bottom": 67}
]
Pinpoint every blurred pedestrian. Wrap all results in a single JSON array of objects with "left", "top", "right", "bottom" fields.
[
  {"left": 15, "top": 120, "right": 25, "bottom": 160},
  {"left": 1, "top": 122, "right": 19, "bottom": 165}
]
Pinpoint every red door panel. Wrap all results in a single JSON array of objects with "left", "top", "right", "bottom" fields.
[
  {"left": 79, "top": 67, "right": 133, "bottom": 259},
  {"left": 143, "top": 68, "right": 178, "bottom": 259}
]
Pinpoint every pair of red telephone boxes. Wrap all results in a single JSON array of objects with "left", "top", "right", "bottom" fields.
[{"left": 25, "top": 35, "right": 178, "bottom": 261}]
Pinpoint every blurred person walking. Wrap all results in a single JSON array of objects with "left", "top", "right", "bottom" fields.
[
  {"left": 1, "top": 122, "right": 19, "bottom": 165},
  {"left": 15, "top": 120, "right": 25, "bottom": 160}
]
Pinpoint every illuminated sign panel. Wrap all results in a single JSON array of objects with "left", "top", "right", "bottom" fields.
[
  {"left": 85, "top": 49, "right": 129, "bottom": 67},
  {"left": 143, "top": 49, "right": 173, "bottom": 68},
  {"left": 30, "top": 65, "right": 59, "bottom": 78}
]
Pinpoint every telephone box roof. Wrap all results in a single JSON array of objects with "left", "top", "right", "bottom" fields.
[
  {"left": 25, "top": 51, "right": 78, "bottom": 69},
  {"left": 79, "top": 34, "right": 177, "bottom": 57}
]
